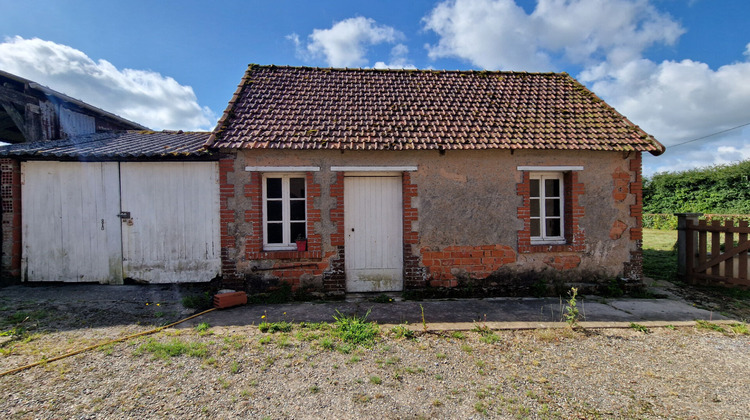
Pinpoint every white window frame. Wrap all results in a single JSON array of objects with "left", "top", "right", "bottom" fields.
[
  {"left": 529, "top": 172, "right": 565, "bottom": 245},
  {"left": 262, "top": 173, "right": 306, "bottom": 251}
]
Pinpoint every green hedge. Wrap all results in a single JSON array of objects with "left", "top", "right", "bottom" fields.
[
  {"left": 643, "top": 213, "right": 750, "bottom": 230},
  {"left": 644, "top": 160, "right": 750, "bottom": 214}
]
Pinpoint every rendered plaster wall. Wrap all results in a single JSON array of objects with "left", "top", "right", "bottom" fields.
[{"left": 220, "top": 148, "right": 641, "bottom": 289}]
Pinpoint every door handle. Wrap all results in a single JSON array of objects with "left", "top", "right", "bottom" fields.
[{"left": 117, "top": 211, "right": 131, "bottom": 219}]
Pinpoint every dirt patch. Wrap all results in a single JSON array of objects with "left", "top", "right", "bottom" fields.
[{"left": 665, "top": 281, "right": 750, "bottom": 321}]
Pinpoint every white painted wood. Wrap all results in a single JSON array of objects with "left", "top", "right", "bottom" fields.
[
  {"left": 245, "top": 166, "right": 320, "bottom": 172},
  {"left": 59, "top": 107, "right": 96, "bottom": 136},
  {"left": 120, "top": 162, "right": 220, "bottom": 283},
  {"left": 21, "top": 161, "right": 122, "bottom": 283},
  {"left": 344, "top": 176, "right": 403, "bottom": 292},
  {"left": 516, "top": 166, "right": 584, "bottom": 171},
  {"left": 331, "top": 166, "right": 417, "bottom": 172}
]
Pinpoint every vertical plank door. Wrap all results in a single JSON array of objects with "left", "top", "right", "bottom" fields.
[
  {"left": 120, "top": 162, "right": 220, "bottom": 283},
  {"left": 344, "top": 176, "right": 403, "bottom": 292},
  {"left": 21, "top": 161, "right": 122, "bottom": 283}
]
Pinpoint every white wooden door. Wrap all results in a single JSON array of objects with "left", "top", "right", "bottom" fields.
[
  {"left": 21, "top": 161, "right": 122, "bottom": 283},
  {"left": 345, "top": 176, "right": 403, "bottom": 292},
  {"left": 120, "top": 162, "right": 220, "bottom": 283}
]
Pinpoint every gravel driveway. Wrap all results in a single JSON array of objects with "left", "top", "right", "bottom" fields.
[{"left": 1, "top": 284, "right": 749, "bottom": 419}]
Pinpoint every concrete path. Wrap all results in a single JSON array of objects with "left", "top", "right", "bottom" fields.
[
  {"left": 0, "top": 282, "right": 729, "bottom": 330},
  {"left": 181, "top": 295, "right": 727, "bottom": 330}
]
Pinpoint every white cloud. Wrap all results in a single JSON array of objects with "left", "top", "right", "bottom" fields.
[
  {"left": 373, "top": 44, "right": 417, "bottom": 69},
  {"left": 586, "top": 49, "right": 750, "bottom": 176},
  {"left": 292, "top": 17, "right": 406, "bottom": 68},
  {"left": 423, "top": 0, "right": 683, "bottom": 71},
  {"left": 423, "top": 0, "right": 750, "bottom": 176},
  {"left": 586, "top": 58, "right": 750, "bottom": 145},
  {"left": 643, "top": 132, "right": 750, "bottom": 176},
  {"left": 0, "top": 36, "right": 214, "bottom": 131}
]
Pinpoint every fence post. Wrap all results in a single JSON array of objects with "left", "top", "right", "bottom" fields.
[{"left": 675, "top": 213, "right": 702, "bottom": 280}]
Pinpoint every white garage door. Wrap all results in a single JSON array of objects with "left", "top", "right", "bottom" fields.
[
  {"left": 21, "top": 161, "right": 220, "bottom": 284},
  {"left": 120, "top": 162, "right": 220, "bottom": 283},
  {"left": 21, "top": 162, "right": 122, "bottom": 283}
]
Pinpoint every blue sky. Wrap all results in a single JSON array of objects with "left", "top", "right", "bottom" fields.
[{"left": 1, "top": 0, "right": 749, "bottom": 176}]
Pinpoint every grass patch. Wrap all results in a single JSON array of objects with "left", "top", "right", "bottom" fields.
[
  {"left": 630, "top": 323, "right": 651, "bottom": 334},
  {"left": 259, "top": 321, "right": 293, "bottom": 333},
  {"left": 642, "top": 229, "right": 678, "bottom": 282},
  {"left": 730, "top": 323, "right": 749, "bottom": 335},
  {"left": 136, "top": 338, "right": 207, "bottom": 360},
  {"left": 333, "top": 310, "right": 379, "bottom": 347},
  {"left": 195, "top": 322, "right": 211, "bottom": 334},
  {"left": 695, "top": 320, "right": 727, "bottom": 334}
]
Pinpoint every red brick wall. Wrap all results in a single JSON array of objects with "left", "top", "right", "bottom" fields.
[
  {"left": 421, "top": 245, "right": 516, "bottom": 287},
  {"left": 402, "top": 172, "right": 425, "bottom": 288},
  {"left": 218, "top": 157, "right": 238, "bottom": 285},
  {"left": 0, "top": 158, "right": 21, "bottom": 279},
  {"left": 325, "top": 172, "right": 346, "bottom": 292},
  {"left": 516, "top": 170, "right": 585, "bottom": 254},
  {"left": 629, "top": 153, "right": 643, "bottom": 241},
  {"left": 624, "top": 152, "right": 644, "bottom": 280}
]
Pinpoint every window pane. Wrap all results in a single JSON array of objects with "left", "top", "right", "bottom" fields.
[
  {"left": 267, "top": 223, "right": 283, "bottom": 243},
  {"left": 266, "top": 178, "right": 282, "bottom": 198},
  {"left": 530, "top": 199, "right": 540, "bottom": 217},
  {"left": 530, "top": 219, "right": 541, "bottom": 237},
  {"left": 266, "top": 201, "right": 282, "bottom": 221},
  {"left": 545, "top": 179, "right": 560, "bottom": 197},
  {"left": 290, "top": 222, "right": 306, "bottom": 241},
  {"left": 290, "top": 178, "right": 305, "bottom": 198},
  {"left": 530, "top": 179, "right": 540, "bottom": 197},
  {"left": 545, "top": 199, "right": 561, "bottom": 217},
  {"left": 290, "top": 200, "right": 305, "bottom": 220},
  {"left": 546, "top": 219, "right": 561, "bottom": 237}
]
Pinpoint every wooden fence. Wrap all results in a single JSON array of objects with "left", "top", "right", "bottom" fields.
[{"left": 678, "top": 214, "right": 750, "bottom": 287}]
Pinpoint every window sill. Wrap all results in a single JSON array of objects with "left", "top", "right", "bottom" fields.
[{"left": 530, "top": 239, "right": 566, "bottom": 246}]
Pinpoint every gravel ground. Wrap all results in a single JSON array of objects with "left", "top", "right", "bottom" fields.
[
  {"left": 2, "top": 312, "right": 750, "bottom": 418},
  {"left": 2, "top": 284, "right": 750, "bottom": 419}
]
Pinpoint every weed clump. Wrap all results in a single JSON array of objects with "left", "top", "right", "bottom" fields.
[
  {"left": 563, "top": 287, "right": 581, "bottom": 328},
  {"left": 333, "top": 310, "right": 379, "bottom": 347},
  {"left": 259, "top": 321, "right": 293, "bottom": 334}
]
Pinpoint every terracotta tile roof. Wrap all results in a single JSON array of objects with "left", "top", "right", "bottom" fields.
[
  {"left": 208, "top": 65, "right": 664, "bottom": 155},
  {"left": 0, "top": 130, "right": 214, "bottom": 159}
]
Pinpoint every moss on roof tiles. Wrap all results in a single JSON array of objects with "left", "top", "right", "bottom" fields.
[{"left": 209, "top": 65, "right": 664, "bottom": 155}]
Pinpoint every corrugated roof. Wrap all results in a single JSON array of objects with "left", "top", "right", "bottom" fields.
[
  {"left": 208, "top": 65, "right": 664, "bottom": 155},
  {"left": 0, "top": 130, "right": 214, "bottom": 159}
]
